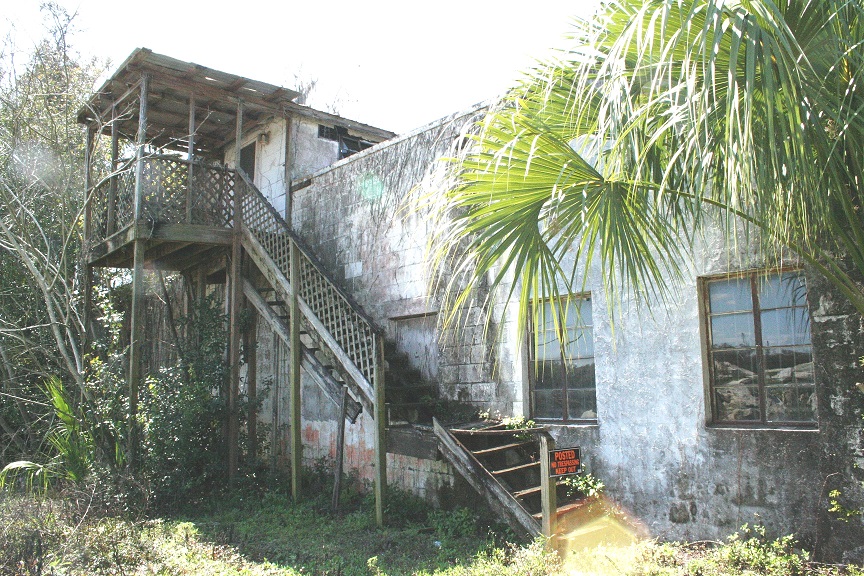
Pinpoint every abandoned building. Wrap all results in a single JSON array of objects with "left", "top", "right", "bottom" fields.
[{"left": 78, "top": 48, "right": 864, "bottom": 561}]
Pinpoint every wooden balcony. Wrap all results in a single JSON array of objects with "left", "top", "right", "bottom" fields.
[{"left": 86, "top": 155, "right": 236, "bottom": 270}]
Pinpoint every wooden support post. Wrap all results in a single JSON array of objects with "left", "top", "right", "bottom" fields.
[
  {"left": 373, "top": 334, "right": 386, "bottom": 528},
  {"left": 283, "top": 117, "right": 293, "bottom": 225},
  {"left": 246, "top": 307, "right": 258, "bottom": 462},
  {"left": 289, "top": 241, "right": 302, "bottom": 501},
  {"left": 107, "top": 104, "right": 119, "bottom": 235},
  {"left": 271, "top": 339, "right": 281, "bottom": 474},
  {"left": 82, "top": 126, "right": 95, "bottom": 353},
  {"left": 133, "top": 74, "right": 150, "bottom": 223},
  {"left": 227, "top": 98, "right": 244, "bottom": 481},
  {"left": 186, "top": 93, "right": 195, "bottom": 223},
  {"left": 332, "top": 385, "right": 348, "bottom": 512},
  {"left": 539, "top": 433, "right": 557, "bottom": 539},
  {"left": 127, "top": 240, "right": 146, "bottom": 471}
]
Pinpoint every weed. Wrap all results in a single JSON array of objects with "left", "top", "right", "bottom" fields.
[{"left": 561, "top": 473, "right": 605, "bottom": 499}]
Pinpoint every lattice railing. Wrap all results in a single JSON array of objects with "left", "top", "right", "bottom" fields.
[
  {"left": 239, "top": 173, "right": 381, "bottom": 390},
  {"left": 89, "top": 161, "right": 135, "bottom": 243},
  {"left": 87, "top": 155, "right": 234, "bottom": 244}
]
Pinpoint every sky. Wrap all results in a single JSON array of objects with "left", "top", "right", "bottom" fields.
[{"left": 2, "top": 0, "right": 599, "bottom": 134}]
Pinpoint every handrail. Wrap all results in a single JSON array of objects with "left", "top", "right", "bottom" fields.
[
  {"left": 237, "top": 170, "right": 382, "bottom": 405},
  {"left": 235, "top": 170, "right": 382, "bottom": 333}
]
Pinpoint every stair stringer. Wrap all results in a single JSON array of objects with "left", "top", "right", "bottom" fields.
[
  {"left": 432, "top": 418, "right": 541, "bottom": 538},
  {"left": 242, "top": 278, "right": 362, "bottom": 423},
  {"left": 242, "top": 229, "right": 376, "bottom": 415}
]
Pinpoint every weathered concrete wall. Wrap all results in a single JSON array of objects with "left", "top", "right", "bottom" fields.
[
  {"left": 291, "top": 107, "right": 503, "bottom": 414},
  {"left": 279, "top": 106, "right": 863, "bottom": 559}
]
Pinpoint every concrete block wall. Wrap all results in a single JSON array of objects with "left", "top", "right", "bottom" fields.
[{"left": 254, "top": 103, "right": 863, "bottom": 560}]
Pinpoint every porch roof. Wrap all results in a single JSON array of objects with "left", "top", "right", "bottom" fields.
[{"left": 77, "top": 48, "right": 302, "bottom": 156}]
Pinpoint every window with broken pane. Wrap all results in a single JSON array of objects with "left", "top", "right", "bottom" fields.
[
  {"left": 531, "top": 295, "right": 597, "bottom": 422},
  {"left": 705, "top": 271, "right": 816, "bottom": 426}
]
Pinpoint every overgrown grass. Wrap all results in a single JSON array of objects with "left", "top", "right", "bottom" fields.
[{"left": 2, "top": 485, "right": 863, "bottom": 576}]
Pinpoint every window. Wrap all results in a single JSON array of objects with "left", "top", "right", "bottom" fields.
[
  {"left": 318, "top": 124, "right": 374, "bottom": 160},
  {"left": 239, "top": 141, "right": 256, "bottom": 181},
  {"left": 703, "top": 271, "right": 816, "bottom": 426},
  {"left": 530, "top": 296, "right": 597, "bottom": 422}
]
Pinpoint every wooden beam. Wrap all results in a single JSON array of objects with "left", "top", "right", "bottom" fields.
[
  {"left": 227, "top": 98, "right": 244, "bottom": 480},
  {"left": 149, "top": 223, "right": 234, "bottom": 245},
  {"left": 332, "top": 386, "right": 348, "bottom": 512},
  {"left": 246, "top": 307, "right": 258, "bottom": 463},
  {"left": 82, "top": 126, "right": 95, "bottom": 351},
  {"left": 242, "top": 279, "right": 361, "bottom": 422},
  {"left": 128, "top": 240, "right": 146, "bottom": 471},
  {"left": 242, "top": 230, "right": 375, "bottom": 412},
  {"left": 133, "top": 73, "right": 150, "bottom": 221},
  {"left": 284, "top": 117, "right": 293, "bottom": 224},
  {"left": 187, "top": 92, "right": 195, "bottom": 223},
  {"left": 141, "top": 241, "right": 191, "bottom": 266},
  {"left": 373, "top": 334, "right": 386, "bottom": 528},
  {"left": 539, "top": 433, "right": 557, "bottom": 538},
  {"left": 432, "top": 418, "right": 540, "bottom": 537},
  {"left": 289, "top": 240, "right": 302, "bottom": 501},
  {"left": 107, "top": 105, "right": 119, "bottom": 235}
]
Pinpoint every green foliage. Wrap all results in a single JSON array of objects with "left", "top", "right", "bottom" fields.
[
  {"left": 561, "top": 473, "right": 605, "bottom": 500},
  {"left": 686, "top": 525, "right": 809, "bottom": 576},
  {"left": 433, "top": 0, "right": 864, "bottom": 347},
  {"left": 0, "top": 376, "right": 123, "bottom": 493},
  {"left": 139, "top": 293, "right": 229, "bottom": 508},
  {"left": 828, "top": 489, "right": 863, "bottom": 523}
]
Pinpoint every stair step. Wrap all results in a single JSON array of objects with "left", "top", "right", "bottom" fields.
[
  {"left": 471, "top": 440, "right": 533, "bottom": 456},
  {"left": 267, "top": 300, "right": 286, "bottom": 306},
  {"left": 492, "top": 461, "right": 540, "bottom": 475},
  {"left": 512, "top": 486, "right": 541, "bottom": 498}
]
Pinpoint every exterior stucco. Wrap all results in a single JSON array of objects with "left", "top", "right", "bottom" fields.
[{"left": 278, "top": 107, "right": 864, "bottom": 560}]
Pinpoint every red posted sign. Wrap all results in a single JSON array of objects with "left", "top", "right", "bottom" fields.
[{"left": 549, "top": 447, "right": 582, "bottom": 477}]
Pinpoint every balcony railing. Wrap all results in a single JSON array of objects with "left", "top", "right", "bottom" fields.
[{"left": 88, "top": 155, "right": 236, "bottom": 244}]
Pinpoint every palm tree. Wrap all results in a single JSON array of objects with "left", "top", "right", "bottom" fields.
[{"left": 432, "top": 0, "right": 864, "bottom": 330}]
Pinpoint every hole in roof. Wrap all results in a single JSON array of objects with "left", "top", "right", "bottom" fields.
[{"left": 204, "top": 76, "right": 218, "bottom": 82}]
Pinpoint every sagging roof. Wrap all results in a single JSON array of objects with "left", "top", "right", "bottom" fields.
[{"left": 77, "top": 48, "right": 394, "bottom": 155}]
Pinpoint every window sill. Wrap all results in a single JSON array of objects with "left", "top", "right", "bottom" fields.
[
  {"left": 536, "top": 419, "right": 599, "bottom": 429},
  {"left": 706, "top": 423, "right": 819, "bottom": 433}
]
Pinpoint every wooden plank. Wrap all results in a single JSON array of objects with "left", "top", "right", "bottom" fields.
[
  {"left": 332, "top": 386, "right": 348, "bottom": 512},
  {"left": 186, "top": 92, "right": 195, "bottom": 223},
  {"left": 472, "top": 440, "right": 533, "bottom": 456},
  {"left": 450, "top": 427, "right": 546, "bottom": 436},
  {"left": 227, "top": 98, "right": 244, "bottom": 481},
  {"left": 133, "top": 73, "right": 150, "bottom": 222},
  {"left": 289, "top": 239, "right": 301, "bottom": 501},
  {"left": 433, "top": 418, "right": 539, "bottom": 538},
  {"left": 150, "top": 223, "right": 234, "bottom": 245},
  {"left": 373, "top": 334, "right": 386, "bottom": 528},
  {"left": 539, "top": 434, "right": 557, "bottom": 538},
  {"left": 127, "top": 240, "right": 146, "bottom": 470},
  {"left": 242, "top": 280, "right": 361, "bottom": 422},
  {"left": 246, "top": 308, "right": 258, "bottom": 461},
  {"left": 492, "top": 461, "right": 540, "bottom": 476},
  {"left": 512, "top": 486, "right": 541, "bottom": 498}
]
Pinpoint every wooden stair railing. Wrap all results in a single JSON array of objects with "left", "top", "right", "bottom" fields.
[
  {"left": 433, "top": 418, "right": 541, "bottom": 537},
  {"left": 434, "top": 419, "right": 585, "bottom": 538},
  {"left": 237, "top": 173, "right": 382, "bottom": 414},
  {"left": 242, "top": 278, "right": 361, "bottom": 422}
]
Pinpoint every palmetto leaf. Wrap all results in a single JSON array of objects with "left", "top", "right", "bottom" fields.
[{"left": 433, "top": 0, "right": 864, "bottom": 343}]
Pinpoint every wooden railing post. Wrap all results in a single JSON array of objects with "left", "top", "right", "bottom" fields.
[
  {"left": 289, "top": 239, "right": 302, "bottom": 501},
  {"left": 107, "top": 104, "right": 118, "bottom": 235},
  {"left": 539, "top": 433, "right": 557, "bottom": 539},
  {"left": 133, "top": 74, "right": 149, "bottom": 223},
  {"left": 186, "top": 93, "right": 195, "bottom": 223},
  {"left": 373, "top": 333, "right": 386, "bottom": 527}
]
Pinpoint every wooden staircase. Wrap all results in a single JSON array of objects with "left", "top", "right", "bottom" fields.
[{"left": 434, "top": 418, "right": 586, "bottom": 538}]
